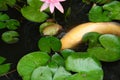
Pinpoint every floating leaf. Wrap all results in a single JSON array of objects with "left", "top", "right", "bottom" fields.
[
  {"left": 17, "top": 51, "right": 50, "bottom": 80},
  {"left": 82, "top": 0, "right": 115, "bottom": 4},
  {"left": 21, "top": 6, "right": 49, "bottom": 22},
  {"left": 0, "top": 56, "right": 10, "bottom": 76},
  {"left": 48, "top": 61, "right": 58, "bottom": 74},
  {"left": 0, "top": 64, "right": 11, "bottom": 76},
  {"left": 31, "top": 66, "right": 52, "bottom": 80},
  {"left": 39, "top": 22, "right": 55, "bottom": 33},
  {"left": 53, "top": 66, "right": 71, "bottom": 80},
  {"left": 82, "top": 32, "right": 101, "bottom": 48},
  {"left": 27, "top": 0, "right": 43, "bottom": 8},
  {"left": 61, "top": 49, "right": 75, "bottom": 59},
  {"left": 88, "top": 34, "right": 120, "bottom": 62},
  {"left": 99, "top": 34, "right": 120, "bottom": 49},
  {"left": 66, "top": 71, "right": 103, "bottom": 80},
  {"left": 0, "top": 56, "right": 6, "bottom": 64},
  {"left": 103, "top": 1, "right": 120, "bottom": 20},
  {"left": 88, "top": 47, "right": 120, "bottom": 62},
  {"left": 0, "top": 0, "right": 16, "bottom": 11},
  {"left": 0, "top": 13, "right": 9, "bottom": 21},
  {"left": 42, "top": 24, "right": 62, "bottom": 36},
  {"left": 51, "top": 53, "right": 64, "bottom": 66},
  {"left": 65, "top": 53, "right": 103, "bottom": 80},
  {"left": 89, "top": 5, "right": 111, "bottom": 22},
  {"left": 38, "top": 36, "right": 61, "bottom": 53},
  {"left": 0, "top": 22, "right": 6, "bottom": 29},
  {"left": 6, "top": 19, "right": 20, "bottom": 30},
  {"left": 2, "top": 31, "right": 19, "bottom": 44}
]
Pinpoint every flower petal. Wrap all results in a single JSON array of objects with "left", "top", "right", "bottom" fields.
[
  {"left": 40, "top": 3, "right": 49, "bottom": 12},
  {"left": 58, "top": 0, "right": 66, "bottom": 2},
  {"left": 54, "top": 2, "right": 64, "bottom": 13},
  {"left": 50, "top": 3, "right": 55, "bottom": 13}
]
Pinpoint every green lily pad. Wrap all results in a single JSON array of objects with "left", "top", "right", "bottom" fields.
[
  {"left": 0, "top": 22, "right": 6, "bottom": 29},
  {"left": 88, "top": 34, "right": 120, "bottom": 62},
  {"left": 31, "top": 66, "right": 52, "bottom": 80},
  {"left": 48, "top": 61, "right": 58, "bottom": 74},
  {"left": 0, "top": 63, "right": 11, "bottom": 76},
  {"left": 65, "top": 53, "right": 103, "bottom": 80},
  {"left": 82, "top": 32, "right": 101, "bottom": 48},
  {"left": 6, "top": 19, "right": 20, "bottom": 30},
  {"left": 1, "top": 31, "right": 19, "bottom": 44},
  {"left": 61, "top": 49, "right": 75, "bottom": 59},
  {"left": 39, "top": 22, "right": 55, "bottom": 33},
  {"left": 0, "top": 56, "right": 6, "bottom": 64},
  {"left": 27, "top": 0, "right": 43, "bottom": 8},
  {"left": 99, "top": 34, "right": 120, "bottom": 49},
  {"left": 103, "top": 1, "right": 120, "bottom": 20},
  {"left": 21, "top": 6, "right": 49, "bottom": 22},
  {"left": 66, "top": 71, "right": 103, "bottom": 80},
  {"left": 51, "top": 53, "right": 64, "bottom": 66},
  {"left": 0, "top": 0, "right": 16, "bottom": 11},
  {"left": 88, "top": 47, "right": 120, "bottom": 62},
  {"left": 0, "top": 13, "right": 9, "bottom": 20},
  {"left": 89, "top": 5, "right": 111, "bottom": 22},
  {"left": 53, "top": 66, "right": 71, "bottom": 80},
  {"left": 38, "top": 36, "right": 61, "bottom": 53},
  {"left": 17, "top": 51, "right": 50, "bottom": 80},
  {"left": 0, "top": 56, "right": 11, "bottom": 76}
]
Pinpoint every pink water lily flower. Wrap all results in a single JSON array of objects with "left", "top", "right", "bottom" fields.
[{"left": 40, "top": 0, "right": 65, "bottom": 13}]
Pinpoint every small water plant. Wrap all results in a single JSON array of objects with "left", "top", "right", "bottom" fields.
[{"left": 0, "top": 56, "right": 11, "bottom": 76}]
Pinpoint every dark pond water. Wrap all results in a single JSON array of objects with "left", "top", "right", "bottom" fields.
[{"left": 0, "top": 0, "right": 120, "bottom": 80}]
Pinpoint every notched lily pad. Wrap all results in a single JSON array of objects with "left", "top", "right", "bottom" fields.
[
  {"left": 82, "top": 32, "right": 101, "bottom": 48},
  {"left": 21, "top": 6, "right": 49, "bottom": 22},
  {"left": 53, "top": 66, "right": 71, "bottom": 80},
  {"left": 0, "top": 56, "right": 11, "bottom": 76},
  {"left": 6, "top": 19, "right": 20, "bottom": 30},
  {"left": 88, "top": 34, "right": 120, "bottom": 62},
  {"left": 103, "top": 1, "right": 120, "bottom": 20},
  {"left": 1, "top": 31, "right": 19, "bottom": 44},
  {"left": 0, "top": 0, "right": 16, "bottom": 11},
  {"left": 38, "top": 36, "right": 61, "bottom": 53},
  {"left": 61, "top": 49, "right": 75, "bottom": 59},
  {"left": 0, "top": 13, "right": 9, "bottom": 20},
  {"left": 31, "top": 66, "right": 52, "bottom": 80},
  {"left": 89, "top": 5, "right": 111, "bottom": 22},
  {"left": 65, "top": 53, "right": 103, "bottom": 80},
  {"left": 51, "top": 53, "right": 64, "bottom": 66},
  {"left": 17, "top": 51, "right": 50, "bottom": 80}
]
